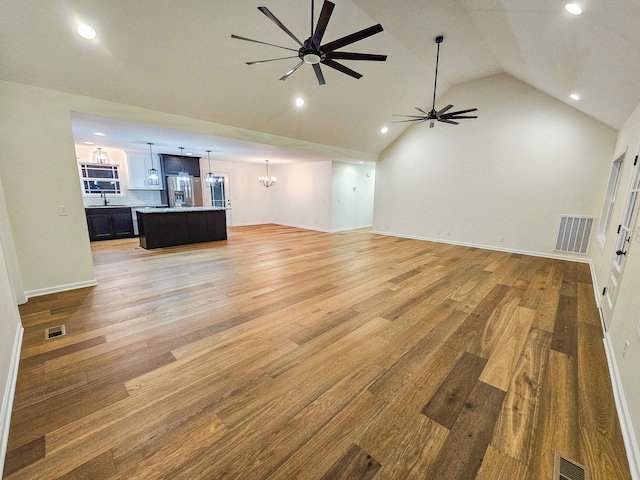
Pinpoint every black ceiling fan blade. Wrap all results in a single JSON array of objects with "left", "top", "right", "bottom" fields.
[
  {"left": 442, "top": 108, "right": 478, "bottom": 116},
  {"left": 231, "top": 34, "right": 299, "bottom": 53},
  {"left": 321, "top": 24, "right": 384, "bottom": 53},
  {"left": 321, "top": 59, "right": 362, "bottom": 79},
  {"left": 393, "top": 114, "right": 427, "bottom": 119},
  {"left": 414, "top": 106, "right": 430, "bottom": 116},
  {"left": 392, "top": 118, "right": 425, "bottom": 123},
  {"left": 325, "top": 52, "right": 387, "bottom": 62},
  {"left": 279, "top": 60, "right": 305, "bottom": 81},
  {"left": 437, "top": 104, "right": 454, "bottom": 115},
  {"left": 311, "top": 0, "right": 335, "bottom": 48},
  {"left": 313, "top": 64, "right": 326, "bottom": 85},
  {"left": 430, "top": 121, "right": 435, "bottom": 128},
  {"left": 258, "top": 6, "right": 304, "bottom": 47},
  {"left": 439, "top": 119, "right": 460, "bottom": 125},
  {"left": 446, "top": 115, "right": 478, "bottom": 120},
  {"left": 246, "top": 56, "right": 299, "bottom": 65}
]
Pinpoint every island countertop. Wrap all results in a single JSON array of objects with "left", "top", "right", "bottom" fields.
[{"left": 135, "top": 206, "right": 230, "bottom": 214}]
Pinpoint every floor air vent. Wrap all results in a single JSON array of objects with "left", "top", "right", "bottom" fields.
[
  {"left": 45, "top": 325, "right": 66, "bottom": 340},
  {"left": 555, "top": 215, "right": 594, "bottom": 254},
  {"left": 554, "top": 453, "right": 590, "bottom": 480}
]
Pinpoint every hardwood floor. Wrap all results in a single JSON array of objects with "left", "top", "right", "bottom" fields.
[{"left": 3, "top": 225, "right": 631, "bottom": 479}]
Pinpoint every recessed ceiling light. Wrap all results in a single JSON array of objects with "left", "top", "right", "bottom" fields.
[
  {"left": 565, "top": 3, "right": 582, "bottom": 15},
  {"left": 77, "top": 24, "right": 96, "bottom": 39},
  {"left": 570, "top": 93, "right": 580, "bottom": 100},
  {"left": 93, "top": 132, "right": 105, "bottom": 136},
  {"left": 381, "top": 126, "right": 388, "bottom": 134},
  {"left": 295, "top": 97, "right": 304, "bottom": 107},
  {"left": 83, "top": 141, "right": 95, "bottom": 145},
  {"left": 358, "top": 161, "right": 364, "bottom": 164},
  {"left": 186, "top": 152, "right": 193, "bottom": 156}
]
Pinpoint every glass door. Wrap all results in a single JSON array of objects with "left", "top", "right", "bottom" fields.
[{"left": 203, "top": 173, "right": 232, "bottom": 226}]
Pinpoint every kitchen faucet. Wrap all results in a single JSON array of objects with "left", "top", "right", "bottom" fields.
[{"left": 101, "top": 192, "right": 109, "bottom": 206}]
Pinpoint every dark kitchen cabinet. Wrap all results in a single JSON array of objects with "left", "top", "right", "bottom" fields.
[
  {"left": 85, "top": 207, "right": 135, "bottom": 241},
  {"left": 137, "top": 209, "right": 227, "bottom": 249},
  {"left": 159, "top": 154, "right": 201, "bottom": 177}
]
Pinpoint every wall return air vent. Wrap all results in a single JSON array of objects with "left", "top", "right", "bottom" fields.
[{"left": 555, "top": 215, "right": 594, "bottom": 254}]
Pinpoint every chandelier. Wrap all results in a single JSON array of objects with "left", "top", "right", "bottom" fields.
[
  {"left": 258, "top": 159, "right": 276, "bottom": 187},
  {"left": 92, "top": 147, "right": 109, "bottom": 164},
  {"left": 205, "top": 150, "right": 216, "bottom": 185},
  {"left": 177, "top": 147, "right": 190, "bottom": 182},
  {"left": 147, "top": 142, "right": 159, "bottom": 185}
]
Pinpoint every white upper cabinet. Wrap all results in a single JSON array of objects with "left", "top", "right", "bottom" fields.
[{"left": 127, "top": 152, "right": 163, "bottom": 190}]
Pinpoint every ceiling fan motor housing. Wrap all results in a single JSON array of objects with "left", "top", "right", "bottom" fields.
[{"left": 300, "top": 38, "right": 324, "bottom": 64}]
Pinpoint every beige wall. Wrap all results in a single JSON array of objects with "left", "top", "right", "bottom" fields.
[
  {"left": 0, "top": 80, "right": 370, "bottom": 297},
  {"left": 0, "top": 179, "right": 24, "bottom": 477},
  {"left": 0, "top": 81, "right": 97, "bottom": 297},
  {"left": 374, "top": 74, "right": 618, "bottom": 257},
  {"left": 591, "top": 99, "right": 640, "bottom": 472}
]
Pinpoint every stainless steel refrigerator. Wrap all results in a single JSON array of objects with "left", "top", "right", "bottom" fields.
[{"left": 166, "top": 176, "right": 203, "bottom": 207}]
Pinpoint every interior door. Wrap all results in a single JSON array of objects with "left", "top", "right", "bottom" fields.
[
  {"left": 203, "top": 172, "right": 232, "bottom": 226},
  {"left": 602, "top": 153, "right": 640, "bottom": 330}
]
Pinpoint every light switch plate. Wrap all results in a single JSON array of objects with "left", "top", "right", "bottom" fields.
[{"left": 58, "top": 206, "right": 68, "bottom": 216}]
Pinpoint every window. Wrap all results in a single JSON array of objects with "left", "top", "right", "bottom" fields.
[
  {"left": 80, "top": 163, "right": 122, "bottom": 195},
  {"left": 597, "top": 153, "right": 624, "bottom": 248}
]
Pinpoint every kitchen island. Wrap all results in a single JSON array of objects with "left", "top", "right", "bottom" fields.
[{"left": 136, "top": 207, "right": 228, "bottom": 249}]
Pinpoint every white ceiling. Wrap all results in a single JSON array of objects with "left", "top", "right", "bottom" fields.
[{"left": 1, "top": 0, "right": 639, "bottom": 163}]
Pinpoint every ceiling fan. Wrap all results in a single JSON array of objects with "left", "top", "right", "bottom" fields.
[
  {"left": 231, "top": 0, "right": 387, "bottom": 85},
  {"left": 393, "top": 36, "right": 478, "bottom": 128}
]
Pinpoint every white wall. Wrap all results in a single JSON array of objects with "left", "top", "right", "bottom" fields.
[
  {"left": 199, "top": 158, "right": 273, "bottom": 226},
  {"left": 0, "top": 82, "right": 97, "bottom": 298},
  {"left": 331, "top": 161, "right": 376, "bottom": 232},
  {"left": 374, "top": 74, "right": 618, "bottom": 257},
  {"left": 591, "top": 99, "right": 640, "bottom": 474},
  {"left": 0, "top": 80, "right": 370, "bottom": 298},
  {"left": 0, "top": 180, "right": 24, "bottom": 478},
  {"left": 272, "top": 161, "right": 333, "bottom": 231},
  {"left": 75, "top": 146, "right": 163, "bottom": 208}
]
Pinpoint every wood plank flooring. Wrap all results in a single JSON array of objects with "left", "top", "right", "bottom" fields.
[{"left": 3, "top": 225, "right": 631, "bottom": 479}]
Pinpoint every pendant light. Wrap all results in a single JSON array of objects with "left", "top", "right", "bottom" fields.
[
  {"left": 92, "top": 147, "right": 109, "bottom": 164},
  {"left": 177, "top": 147, "right": 190, "bottom": 181},
  {"left": 147, "top": 142, "right": 159, "bottom": 185},
  {"left": 205, "top": 150, "right": 215, "bottom": 185},
  {"left": 258, "top": 159, "right": 276, "bottom": 187}
]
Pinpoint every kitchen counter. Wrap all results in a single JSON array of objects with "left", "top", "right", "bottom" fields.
[
  {"left": 135, "top": 206, "right": 229, "bottom": 214},
  {"left": 136, "top": 207, "right": 228, "bottom": 249},
  {"left": 85, "top": 204, "right": 168, "bottom": 209}
]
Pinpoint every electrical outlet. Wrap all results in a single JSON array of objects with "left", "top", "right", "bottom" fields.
[
  {"left": 58, "top": 206, "right": 68, "bottom": 216},
  {"left": 623, "top": 340, "right": 630, "bottom": 359},
  {"left": 500, "top": 236, "right": 505, "bottom": 242}
]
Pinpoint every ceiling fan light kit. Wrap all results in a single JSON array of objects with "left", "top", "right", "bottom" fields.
[
  {"left": 232, "top": 0, "right": 387, "bottom": 85},
  {"left": 393, "top": 35, "right": 478, "bottom": 128}
]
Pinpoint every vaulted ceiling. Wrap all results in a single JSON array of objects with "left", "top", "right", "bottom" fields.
[{"left": 1, "top": 0, "right": 638, "bottom": 160}]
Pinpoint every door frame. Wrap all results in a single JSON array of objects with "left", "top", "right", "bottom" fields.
[{"left": 602, "top": 146, "right": 640, "bottom": 330}]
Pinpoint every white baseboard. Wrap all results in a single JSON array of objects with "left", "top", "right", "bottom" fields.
[
  {"left": 370, "top": 229, "right": 592, "bottom": 263},
  {"left": 604, "top": 333, "right": 640, "bottom": 480},
  {"left": 25, "top": 279, "right": 97, "bottom": 299},
  {"left": 233, "top": 222, "right": 372, "bottom": 234},
  {"left": 272, "top": 222, "right": 331, "bottom": 233},
  {"left": 0, "top": 324, "right": 23, "bottom": 479},
  {"left": 330, "top": 224, "right": 373, "bottom": 233}
]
